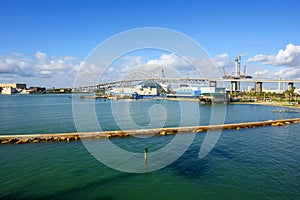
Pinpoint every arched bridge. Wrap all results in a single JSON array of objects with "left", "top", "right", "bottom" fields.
[{"left": 72, "top": 77, "right": 300, "bottom": 93}]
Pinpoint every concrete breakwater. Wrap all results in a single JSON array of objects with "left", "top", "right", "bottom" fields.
[{"left": 1, "top": 118, "right": 300, "bottom": 145}]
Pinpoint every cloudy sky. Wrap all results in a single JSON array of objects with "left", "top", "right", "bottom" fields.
[{"left": 0, "top": 0, "right": 300, "bottom": 88}]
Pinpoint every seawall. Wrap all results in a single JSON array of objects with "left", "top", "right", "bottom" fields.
[{"left": 1, "top": 118, "right": 300, "bottom": 145}]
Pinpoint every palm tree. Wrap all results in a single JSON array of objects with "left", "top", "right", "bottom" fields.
[
  {"left": 285, "top": 86, "right": 296, "bottom": 103},
  {"left": 291, "top": 86, "right": 296, "bottom": 102},
  {"left": 285, "top": 90, "right": 291, "bottom": 103}
]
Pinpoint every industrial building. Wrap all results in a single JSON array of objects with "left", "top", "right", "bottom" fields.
[
  {"left": 173, "top": 85, "right": 201, "bottom": 98},
  {"left": 167, "top": 85, "right": 223, "bottom": 98},
  {"left": 108, "top": 81, "right": 164, "bottom": 99},
  {"left": 0, "top": 83, "right": 48, "bottom": 95},
  {"left": 107, "top": 80, "right": 228, "bottom": 103}
]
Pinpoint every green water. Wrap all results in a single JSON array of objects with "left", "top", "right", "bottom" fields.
[{"left": 0, "top": 94, "right": 299, "bottom": 199}]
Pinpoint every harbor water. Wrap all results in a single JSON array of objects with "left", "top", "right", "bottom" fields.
[{"left": 0, "top": 94, "right": 299, "bottom": 199}]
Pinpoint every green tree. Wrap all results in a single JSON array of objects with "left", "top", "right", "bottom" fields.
[
  {"left": 291, "top": 86, "right": 296, "bottom": 102},
  {"left": 285, "top": 86, "right": 295, "bottom": 103}
]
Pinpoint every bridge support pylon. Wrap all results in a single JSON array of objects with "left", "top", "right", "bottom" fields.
[
  {"left": 208, "top": 81, "right": 217, "bottom": 87},
  {"left": 230, "top": 81, "right": 240, "bottom": 93},
  {"left": 288, "top": 82, "right": 294, "bottom": 90},
  {"left": 255, "top": 82, "right": 263, "bottom": 93}
]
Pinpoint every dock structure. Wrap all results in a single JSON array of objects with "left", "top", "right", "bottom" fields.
[{"left": 1, "top": 118, "right": 300, "bottom": 145}]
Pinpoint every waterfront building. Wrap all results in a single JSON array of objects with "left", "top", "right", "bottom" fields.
[
  {"left": 46, "top": 88, "right": 72, "bottom": 93},
  {"left": 1, "top": 86, "right": 17, "bottom": 94},
  {"left": 173, "top": 85, "right": 201, "bottom": 98},
  {"left": 108, "top": 81, "right": 164, "bottom": 99},
  {"left": 29, "top": 87, "right": 46, "bottom": 93},
  {"left": 0, "top": 83, "right": 27, "bottom": 94},
  {"left": 262, "top": 88, "right": 285, "bottom": 94},
  {"left": 200, "top": 86, "right": 216, "bottom": 94},
  {"left": 0, "top": 83, "right": 26, "bottom": 90},
  {"left": 170, "top": 85, "right": 219, "bottom": 98},
  {"left": 137, "top": 81, "right": 163, "bottom": 97}
]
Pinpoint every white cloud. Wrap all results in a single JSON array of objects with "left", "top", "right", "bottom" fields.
[
  {"left": 0, "top": 50, "right": 229, "bottom": 87},
  {"left": 247, "top": 54, "right": 268, "bottom": 63},
  {"left": 39, "top": 70, "right": 52, "bottom": 75},
  {"left": 119, "top": 56, "right": 145, "bottom": 73},
  {"left": 144, "top": 53, "right": 225, "bottom": 78},
  {"left": 247, "top": 43, "right": 300, "bottom": 79},
  {"left": 146, "top": 53, "right": 190, "bottom": 68},
  {"left": 274, "top": 67, "right": 300, "bottom": 80},
  {"left": 213, "top": 53, "right": 234, "bottom": 68},
  {"left": 247, "top": 43, "right": 300, "bottom": 67},
  {"left": 0, "top": 51, "right": 236, "bottom": 87},
  {"left": 78, "top": 53, "right": 225, "bottom": 83},
  {"left": 0, "top": 51, "right": 80, "bottom": 87},
  {"left": 96, "top": 53, "right": 195, "bottom": 81},
  {"left": 0, "top": 51, "right": 80, "bottom": 78},
  {"left": 35, "top": 51, "right": 47, "bottom": 61},
  {"left": 254, "top": 69, "right": 269, "bottom": 77},
  {"left": 146, "top": 53, "right": 197, "bottom": 78}
]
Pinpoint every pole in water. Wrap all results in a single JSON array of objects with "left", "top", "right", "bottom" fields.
[{"left": 144, "top": 148, "right": 148, "bottom": 164}]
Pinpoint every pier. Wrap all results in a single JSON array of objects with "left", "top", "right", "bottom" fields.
[{"left": 1, "top": 118, "right": 300, "bottom": 145}]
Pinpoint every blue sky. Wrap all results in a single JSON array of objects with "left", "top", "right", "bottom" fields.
[{"left": 1, "top": 0, "right": 300, "bottom": 88}]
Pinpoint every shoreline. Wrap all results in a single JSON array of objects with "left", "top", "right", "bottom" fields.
[{"left": 231, "top": 101, "right": 300, "bottom": 108}]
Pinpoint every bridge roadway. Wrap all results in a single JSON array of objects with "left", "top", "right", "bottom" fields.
[
  {"left": 72, "top": 77, "right": 300, "bottom": 91},
  {"left": 216, "top": 78, "right": 300, "bottom": 83},
  {"left": 73, "top": 77, "right": 212, "bottom": 91}
]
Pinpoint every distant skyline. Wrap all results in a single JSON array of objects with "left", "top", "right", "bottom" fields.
[{"left": 1, "top": 0, "right": 300, "bottom": 88}]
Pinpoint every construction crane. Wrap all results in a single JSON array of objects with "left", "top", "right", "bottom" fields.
[
  {"left": 222, "top": 67, "right": 231, "bottom": 79},
  {"left": 256, "top": 71, "right": 260, "bottom": 79},
  {"left": 240, "top": 65, "right": 253, "bottom": 79},
  {"left": 240, "top": 65, "right": 246, "bottom": 78},
  {"left": 222, "top": 53, "right": 252, "bottom": 79}
]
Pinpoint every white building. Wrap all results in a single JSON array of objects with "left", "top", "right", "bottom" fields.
[
  {"left": 294, "top": 89, "right": 300, "bottom": 95},
  {"left": 200, "top": 87, "right": 216, "bottom": 94},
  {"left": 108, "top": 81, "right": 163, "bottom": 97},
  {"left": 1, "top": 86, "right": 17, "bottom": 95}
]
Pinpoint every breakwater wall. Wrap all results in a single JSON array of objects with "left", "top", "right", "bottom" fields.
[{"left": 1, "top": 118, "right": 300, "bottom": 145}]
